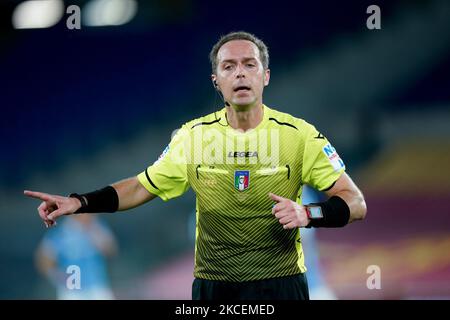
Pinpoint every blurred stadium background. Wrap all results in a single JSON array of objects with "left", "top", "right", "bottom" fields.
[{"left": 0, "top": 0, "right": 449, "bottom": 299}]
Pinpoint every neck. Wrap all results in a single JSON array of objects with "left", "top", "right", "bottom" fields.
[{"left": 226, "top": 103, "right": 264, "bottom": 132}]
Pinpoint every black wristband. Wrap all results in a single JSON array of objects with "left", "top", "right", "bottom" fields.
[
  {"left": 69, "top": 193, "right": 88, "bottom": 214},
  {"left": 69, "top": 186, "right": 119, "bottom": 213},
  {"left": 307, "top": 196, "right": 350, "bottom": 228}
]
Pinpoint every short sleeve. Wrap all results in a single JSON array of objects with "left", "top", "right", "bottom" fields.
[
  {"left": 302, "top": 124, "right": 346, "bottom": 191},
  {"left": 137, "top": 126, "right": 190, "bottom": 201}
]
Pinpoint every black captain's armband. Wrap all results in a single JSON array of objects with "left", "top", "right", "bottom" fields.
[
  {"left": 305, "top": 195, "right": 350, "bottom": 228},
  {"left": 69, "top": 186, "right": 119, "bottom": 213}
]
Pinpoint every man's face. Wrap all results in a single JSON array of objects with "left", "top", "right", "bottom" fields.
[{"left": 212, "top": 40, "right": 270, "bottom": 110}]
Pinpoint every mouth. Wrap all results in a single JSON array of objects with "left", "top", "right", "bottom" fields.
[{"left": 233, "top": 86, "right": 251, "bottom": 93}]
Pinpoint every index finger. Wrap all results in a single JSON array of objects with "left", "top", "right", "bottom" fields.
[
  {"left": 268, "top": 192, "right": 285, "bottom": 203},
  {"left": 24, "top": 190, "right": 53, "bottom": 201}
]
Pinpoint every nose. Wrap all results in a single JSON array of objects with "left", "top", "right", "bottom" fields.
[{"left": 235, "top": 63, "right": 246, "bottom": 79}]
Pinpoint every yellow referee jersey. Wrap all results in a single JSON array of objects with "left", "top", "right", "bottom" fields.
[{"left": 138, "top": 105, "right": 345, "bottom": 282}]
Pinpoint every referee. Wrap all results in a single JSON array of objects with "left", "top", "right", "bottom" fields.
[{"left": 25, "top": 31, "right": 367, "bottom": 300}]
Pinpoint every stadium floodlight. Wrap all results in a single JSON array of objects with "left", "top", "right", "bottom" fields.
[
  {"left": 83, "top": 0, "right": 138, "bottom": 27},
  {"left": 12, "top": 0, "right": 64, "bottom": 29}
]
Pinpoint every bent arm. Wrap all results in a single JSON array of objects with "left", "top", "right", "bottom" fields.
[
  {"left": 325, "top": 172, "right": 367, "bottom": 223},
  {"left": 34, "top": 243, "right": 66, "bottom": 285},
  {"left": 112, "top": 176, "right": 157, "bottom": 211}
]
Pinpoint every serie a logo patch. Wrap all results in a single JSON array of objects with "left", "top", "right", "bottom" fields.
[
  {"left": 322, "top": 143, "right": 345, "bottom": 171},
  {"left": 234, "top": 170, "right": 250, "bottom": 191}
]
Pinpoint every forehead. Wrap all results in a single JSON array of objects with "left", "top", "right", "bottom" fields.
[{"left": 217, "top": 40, "right": 260, "bottom": 63}]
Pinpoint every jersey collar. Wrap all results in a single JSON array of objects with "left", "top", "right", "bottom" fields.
[{"left": 220, "top": 104, "right": 270, "bottom": 133}]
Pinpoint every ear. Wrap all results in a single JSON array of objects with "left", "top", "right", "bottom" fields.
[
  {"left": 263, "top": 69, "right": 270, "bottom": 86},
  {"left": 211, "top": 74, "right": 217, "bottom": 87}
]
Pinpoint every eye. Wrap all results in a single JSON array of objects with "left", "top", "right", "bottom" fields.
[
  {"left": 224, "top": 65, "right": 233, "bottom": 70},
  {"left": 246, "top": 63, "right": 256, "bottom": 68}
]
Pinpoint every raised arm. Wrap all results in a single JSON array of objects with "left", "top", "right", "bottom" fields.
[
  {"left": 113, "top": 176, "right": 157, "bottom": 210},
  {"left": 24, "top": 176, "right": 156, "bottom": 228}
]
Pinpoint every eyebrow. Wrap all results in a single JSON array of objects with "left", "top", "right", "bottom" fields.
[{"left": 220, "top": 57, "right": 257, "bottom": 64}]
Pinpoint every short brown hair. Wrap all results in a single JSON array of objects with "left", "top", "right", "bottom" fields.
[{"left": 209, "top": 31, "right": 269, "bottom": 73}]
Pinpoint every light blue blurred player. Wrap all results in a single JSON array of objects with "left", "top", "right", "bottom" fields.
[
  {"left": 300, "top": 184, "right": 337, "bottom": 300},
  {"left": 35, "top": 214, "right": 117, "bottom": 299}
]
